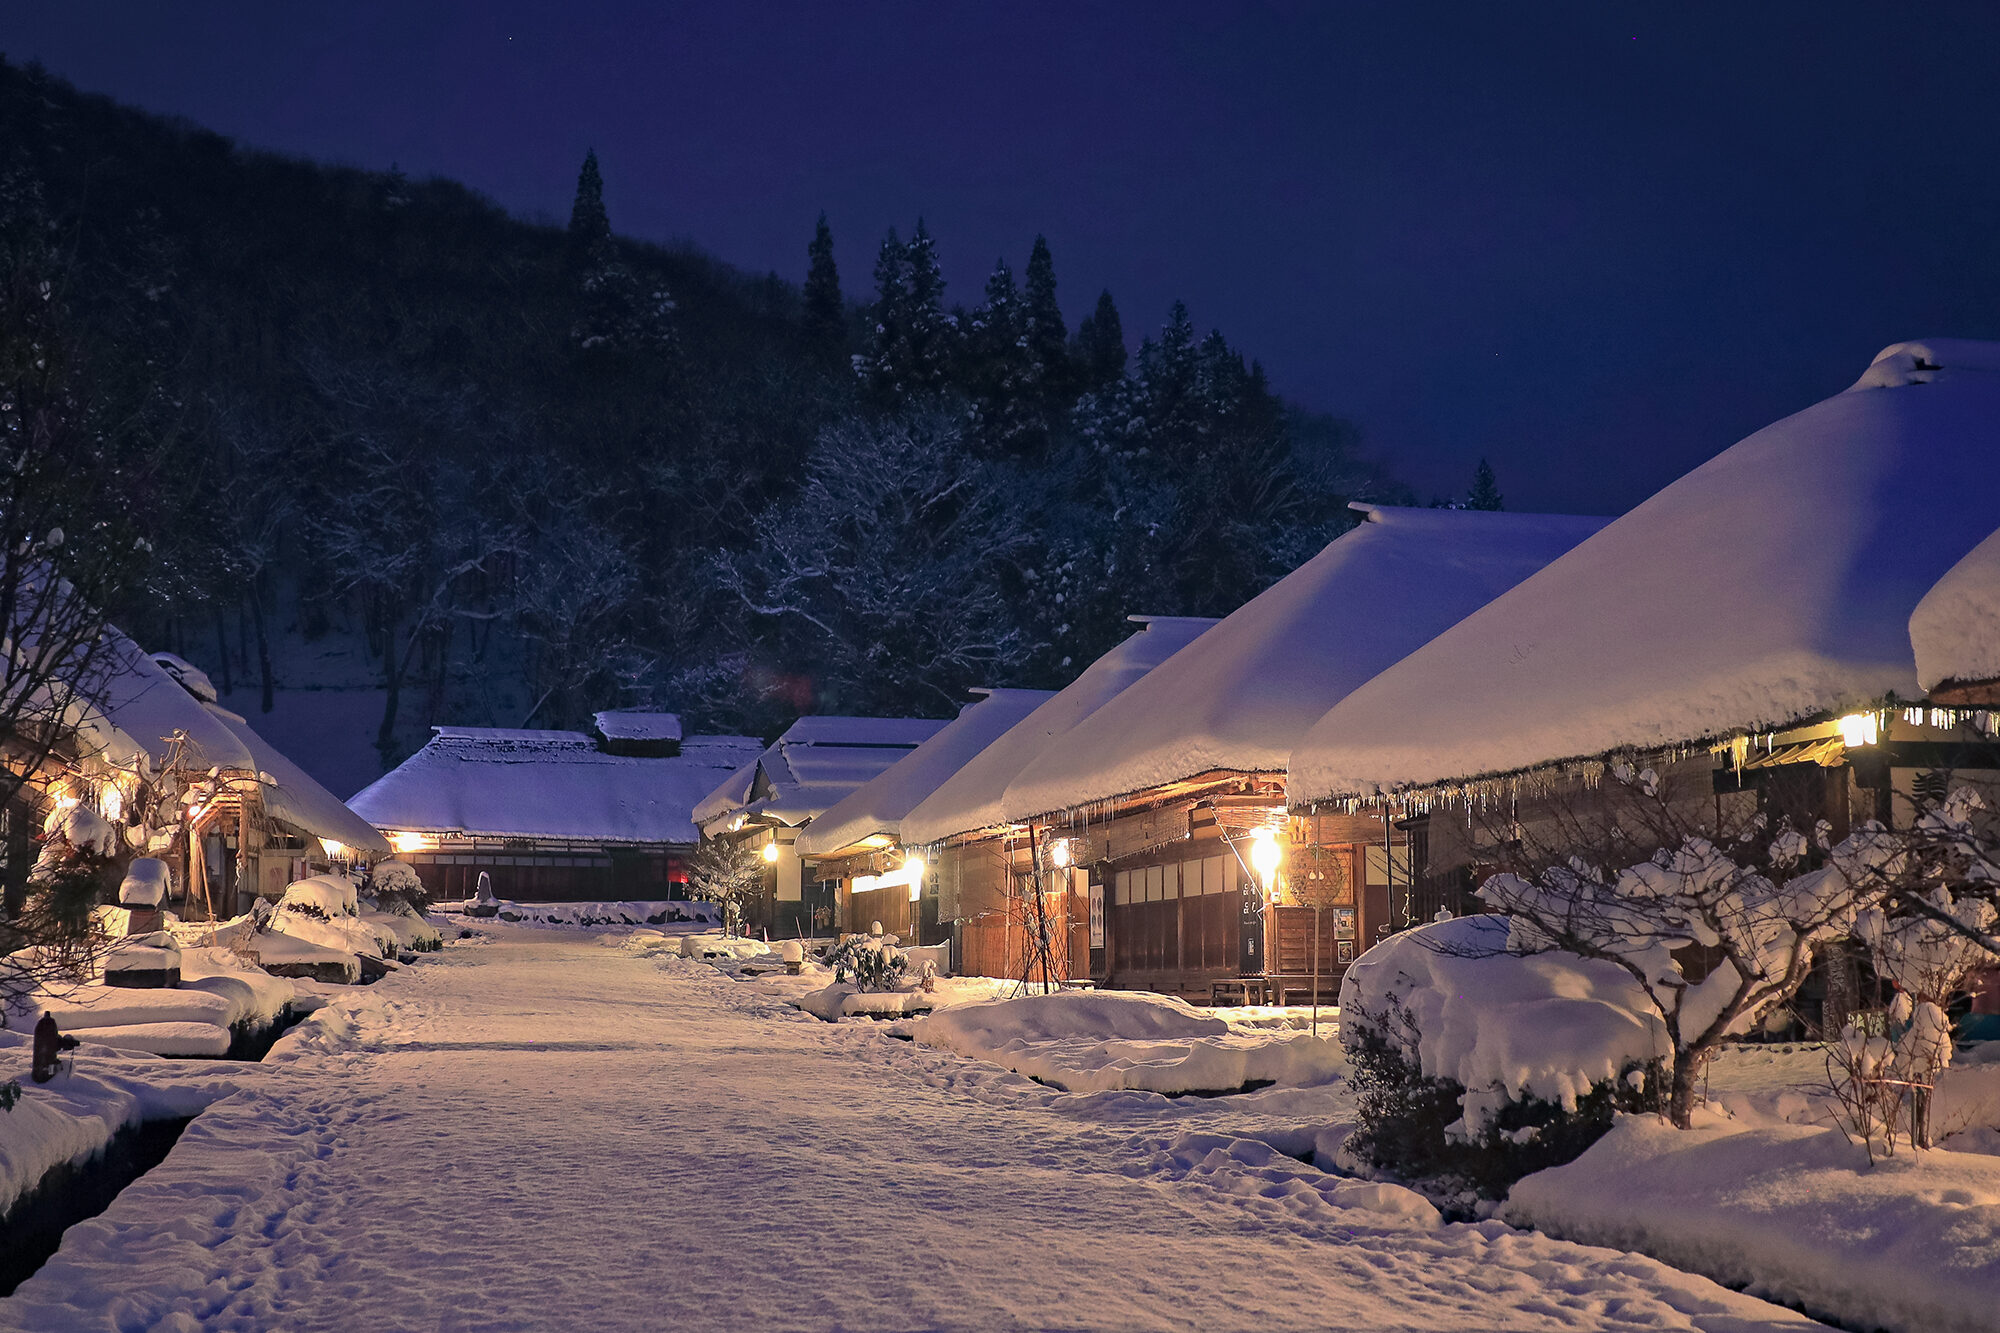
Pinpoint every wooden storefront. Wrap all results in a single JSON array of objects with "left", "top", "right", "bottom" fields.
[{"left": 400, "top": 842, "right": 689, "bottom": 902}]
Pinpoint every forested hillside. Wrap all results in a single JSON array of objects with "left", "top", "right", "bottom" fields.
[{"left": 0, "top": 57, "right": 1405, "bottom": 793}]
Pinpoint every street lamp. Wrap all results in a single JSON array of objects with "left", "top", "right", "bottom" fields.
[{"left": 1249, "top": 828, "right": 1283, "bottom": 901}]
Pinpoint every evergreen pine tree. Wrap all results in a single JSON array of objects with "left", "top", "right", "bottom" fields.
[
  {"left": 1073, "top": 289, "right": 1127, "bottom": 388},
  {"left": 900, "top": 218, "right": 953, "bottom": 391},
  {"left": 1021, "top": 235, "right": 1070, "bottom": 406},
  {"left": 967, "top": 258, "right": 1034, "bottom": 454},
  {"left": 1468, "top": 457, "right": 1504, "bottom": 510},
  {"left": 568, "top": 149, "right": 610, "bottom": 257},
  {"left": 862, "top": 228, "right": 907, "bottom": 398},
  {"left": 803, "top": 212, "right": 843, "bottom": 350}
]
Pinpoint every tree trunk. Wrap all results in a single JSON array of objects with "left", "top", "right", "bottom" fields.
[
  {"left": 1668, "top": 1057, "right": 1700, "bottom": 1130},
  {"left": 1820, "top": 939, "right": 1862, "bottom": 1036}
]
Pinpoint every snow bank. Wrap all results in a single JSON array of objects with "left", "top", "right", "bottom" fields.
[
  {"left": 1339, "top": 915, "right": 1668, "bottom": 1134},
  {"left": 1505, "top": 1115, "right": 2000, "bottom": 1333},
  {"left": 180, "top": 947, "right": 295, "bottom": 1029},
  {"left": 1290, "top": 337, "right": 2000, "bottom": 802},
  {"left": 794, "top": 983, "right": 936, "bottom": 1021},
  {"left": 70, "top": 1021, "right": 233, "bottom": 1057},
  {"left": 470, "top": 898, "right": 720, "bottom": 928},
  {"left": 0, "top": 1031, "right": 237, "bottom": 1220},
  {"left": 914, "top": 989, "right": 1345, "bottom": 1095}
]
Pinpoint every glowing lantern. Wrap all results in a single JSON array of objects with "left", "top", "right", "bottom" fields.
[
  {"left": 1249, "top": 828, "right": 1284, "bottom": 900},
  {"left": 1049, "top": 839, "right": 1072, "bottom": 869},
  {"left": 904, "top": 853, "right": 926, "bottom": 902},
  {"left": 1838, "top": 712, "right": 1879, "bottom": 747},
  {"left": 761, "top": 841, "right": 780, "bottom": 863}
]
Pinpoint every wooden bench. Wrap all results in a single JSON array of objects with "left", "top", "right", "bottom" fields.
[{"left": 1209, "top": 977, "right": 1271, "bottom": 1006}]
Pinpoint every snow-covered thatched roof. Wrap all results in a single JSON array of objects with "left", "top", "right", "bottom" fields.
[
  {"left": 793, "top": 688, "right": 1056, "bottom": 858},
  {"left": 999, "top": 505, "right": 1607, "bottom": 817},
  {"left": 92, "top": 628, "right": 391, "bottom": 854},
  {"left": 1911, "top": 526, "right": 2000, "bottom": 695},
  {"left": 1287, "top": 339, "right": 2000, "bottom": 806},
  {"left": 350, "top": 727, "right": 758, "bottom": 846},
  {"left": 691, "top": 715, "right": 949, "bottom": 831},
  {"left": 899, "top": 616, "right": 1217, "bottom": 846}
]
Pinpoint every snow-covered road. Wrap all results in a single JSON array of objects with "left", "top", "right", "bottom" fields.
[{"left": 4, "top": 928, "right": 1830, "bottom": 1331}]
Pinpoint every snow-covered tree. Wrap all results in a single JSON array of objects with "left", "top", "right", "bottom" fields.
[
  {"left": 860, "top": 220, "right": 954, "bottom": 403},
  {"left": 0, "top": 181, "right": 158, "bottom": 1016},
  {"left": 710, "top": 407, "right": 1035, "bottom": 714},
  {"left": 1472, "top": 767, "right": 1885, "bottom": 1128},
  {"left": 688, "top": 837, "right": 762, "bottom": 936}
]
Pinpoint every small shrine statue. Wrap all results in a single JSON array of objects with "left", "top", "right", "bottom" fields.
[{"left": 32, "top": 1011, "right": 78, "bottom": 1084}]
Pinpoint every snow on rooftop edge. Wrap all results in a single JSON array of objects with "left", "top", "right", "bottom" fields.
[
  {"left": 899, "top": 616, "right": 1218, "bottom": 846},
  {"left": 794, "top": 688, "right": 1056, "bottom": 857},
  {"left": 593, "top": 710, "right": 683, "bottom": 741},
  {"left": 1910, "top": 525, "right": 2000, "bottom": 693},
  {"left": 1287, "top": 338, "right": 2000, "bottom": 805},
  {"left": 999, "top": 505, "right": 1608, "bottom": 818}
]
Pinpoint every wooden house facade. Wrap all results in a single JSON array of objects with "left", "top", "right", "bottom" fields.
[
  {"left": 934, "top": 506, "right": 1607, "bottom": 1001},
  {"left": 692, "top": 715, "right": 949, "bottom": 936}
]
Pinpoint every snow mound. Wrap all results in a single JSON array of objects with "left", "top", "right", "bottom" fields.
[
  {"left": 280, "top": 874, "right": 360, "bottom": 917},
  {"left": 914, "top": 989, "right": 1344, "bottom": 1095},
  {"left": 1339, "top": 915, "right": 1669, "bottom": 1135},
  {"left": 118, "top": 857, "right": 170, "bottom": 907},
  {"left": 71, "top": 1021, "right": 233, "bottom": 1058},
  {"left": 1506, "top": 1116, "right": 2000, "bottom": 1333}
]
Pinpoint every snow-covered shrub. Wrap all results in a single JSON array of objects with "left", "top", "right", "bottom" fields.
[
  {"left": 366, "top": 859, "right": 430, "bottom": 916},
  {"left": 687, "top": 837, "right": 762, "bottom": 935},
  {"left": 826, "top": 933, "right": 907, "bottom": 992},
  {"left": 1339, "top": 915, "right": 1664, "bottom": 1203}
]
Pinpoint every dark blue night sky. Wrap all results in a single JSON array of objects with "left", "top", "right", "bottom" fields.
[{"left": 12, "top": 1, "right": 1999, "bottom": 514}]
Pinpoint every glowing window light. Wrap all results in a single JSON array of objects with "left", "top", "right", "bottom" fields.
[
  {"left": 1838, "top": 712, "right": 1879, "bottom": 747},
  {"left": 388, "top": 831, "right": 432, "bottom": 855}
]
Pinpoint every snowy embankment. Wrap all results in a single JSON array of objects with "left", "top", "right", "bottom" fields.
[
  {"left": 1505, "top": 1115, "right": 2000, "bottom": 1333},
  {"left": 0, "top": 1032, "right": 244, "bottom": 1222},
  {"left": 9, "top": 947, "right": 296, "bottom": 1058},
  {"left": 444, "top": 898, "right": 721, "bottom": 928},
  {"left": 913, "top": 989, "right": 1345, "bottom": 1095}
]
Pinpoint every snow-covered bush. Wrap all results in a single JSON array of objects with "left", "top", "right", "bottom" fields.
[
  {"left": 826, "top": 933, "right": 907, "bottom": 992},
  {"left": 1339, "top": 914, "right": 1665, "bottom": 1203},
  {"left": 366, "top": 859, "right": 429, "bottom": 916}
]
